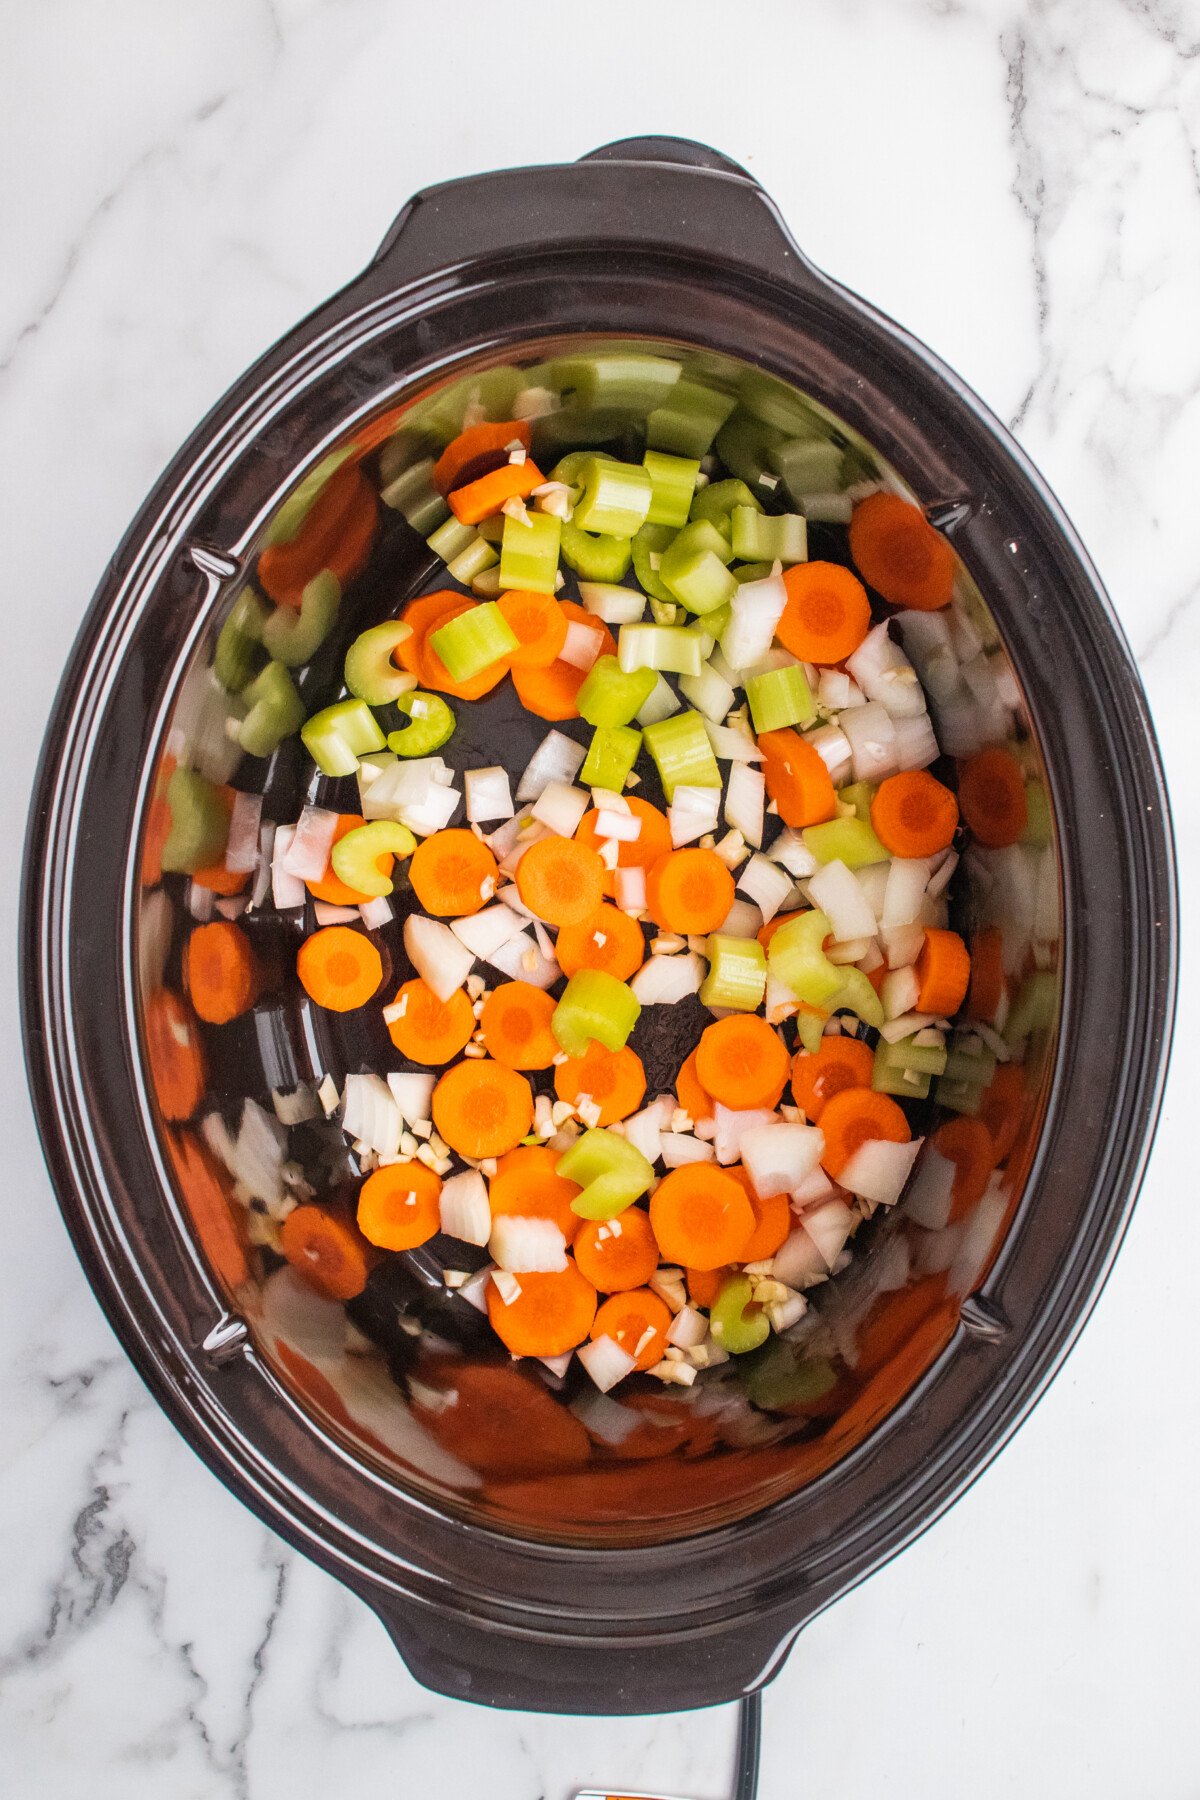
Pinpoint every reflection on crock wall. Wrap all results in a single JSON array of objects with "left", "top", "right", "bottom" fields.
[{"left": 135, "top": 345, "right": 1061, "bottom": 1539}]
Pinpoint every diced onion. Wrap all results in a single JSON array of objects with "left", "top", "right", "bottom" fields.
[
  {"left": 704, "top": 720, "right": 764, "bottom": 763},
  {"left": 882, "top": 966, "right": 921, "bottom": 1019},
  {"left": 669, "top": 785, "right": 721, "bottom": 847},
  {"left": 271, "top": 824, "right": 306, "bottom": 909},
  {"left": 718, "top": 897, "right": 762, "bottom": 939},
  {"left": 808, "top": 858, "right": 878, "bottom": 943},
  {"left": 724, "top": 762, "right": 765, "bottom": 848},
  {"left": 739, "top": 1121, "right": 825, "bottom": 1199},
  {"left": 800, "top": 1198, "right": 856, "bottom": 1270},
  {"left": 840, "top": 701, "right": 899, "bottom": 783},
  {"left": 487, "top": 929, "right": 559, "bottom": 988},
  {"left": 736, "top": 853, "right": 792, "bottom": 923},
  {"left": 846, "top": 622, "right": 927, "bottom": 719},
  {"left": 186, "top": 879, "right": 216, "bottom": 922},
  {"left": 397, "top": 782, "right": 461, "bottom": 837},
  {"left": 666, "top": 1305, "right": 709, "bottom": 1349},
  {"left": 248, "top": 822, "right": 276, "bottom": 910},
  {"left": 404, "top": 914, "right": 475, "bottom": 1001},
  {"left": 623, "top": 1096, "right": 673, "bottom": 1165},
  {"left": 712, "top": 1104, "right": 775, "bottom": 1166},
  {"left": 720, "top": 573, "right": 788, "bottom": 669},
  {"left": 893, "top": 712, "right": 940, "bottom": 771},
  {"left": 448, "top": 903, "right": 525, "bottom": 960},
  {"left": 559, "top": 620, "right": 606, "bottom": 670},
  {"left": 577, "top": 1334, "right": 638, "bottom": 1394},
  {"left": 630, "top": 952, "right": 705, "bottom": 1003},
  {"left": 769, "top": 830, "right": 818, "bottom": 878},
  {"left": 341, "top": 1074, "right": 402, "bottom": 1159},
  {"left": 615, "top": 865, "right": 646, "bottom": 913},
  {"left": 595, "top": 808, "right": 641, "bottom": 842},
  {"left": 881, "top": 857, "right": 933, "bottom": 930},
  {"left": 532, "top": 780, "right": 590, "bottom": 837},
  {"left": 282, "top": 805, "right": 339, "bottom": 881},
  {"left": 838, "top": 1135, "right": 924, "bottom": 1206},
  {"left": 490, "top": 1215, "right": 568, "bottom": 1273},
  {"left": 516, "top": 732, "right": 587, "bottom": 803},
  {"left": 386, "top": 1071, "right": 436, "bottom": 1127},
  {"left": 465, "top": 766, "right": 514, "bottom": 823},
  {"left": 882, "top": 922, "right": 925, "bottom": 968},
  {"left": 439, "top": 1169, "right": 492, "bottom": 1245},
  {"left": 660, "top": 1132, "right": 716, "bottom": 1168},
  {"left": 225, "top": 791, "right": 263, "bottom": 874},
  {"left": 803, "top": 724, "right": 853, "bottom": 786},
  {"left": 359, "top": 897, "right": 393, "bottom": 931},
  {"left": 903, "top": 1146, "right": 956, "bottom": 1230},
  {"left": 791, "top": 1164, "right": 836, "bottom": 1207}
]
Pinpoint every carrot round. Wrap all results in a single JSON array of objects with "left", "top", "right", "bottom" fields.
[
  {"left": 978, "top": 1061, "right": 1026, "bottom": 1162},
  {"left": 686, "top": 1266, "right": 726, "bottom": 1308},
  {"left": 396, "top": 589, "right": 461, "bottom": 675},
  {"left": 930, "top": 1116, "right": 997, "bottom": 1221},
  {"left": 449, "top": 457, "right": 545, "bottom": 525},
  {"left": 554, "top": 1040, "right": 646, "bottom": 1125},
  {"left": 958, "top": 746, "right": 1028, "bottom": 847},
  {"left": 280, "top": 1204, "right": 373, "bottom": 1300},
  {"left": 777, "top": 561, "right": 872, "bottom": 664},
  {"left": 848, "top": 491, "right": 955, "bottom": 611},
  {"left": 675, "top": 1047, "right": 714, "bottom": 1123},
  {"left": 729, "top": 1167, "right": 792, "bottom": 1261},
  {"left": 510, "top": 603, "right": 615, "bottom": 721},
  {"left": 695, "top": 1015, "right": 790, "bottom": 1112},
  {"left": 759, "top": 729, "right": 838, "bottom": 829},
  {"left": 489, "top": 1144, "right": 582, "bottom": 1244},
  {"left": 433, "top": 419, "right": 532, "bottom": 495},
  {"left": 555, "top": 902, "right": 646, "bottom": 981},
  {"left": 591, "top": 1288, "right": 673, "bottom": 1372},
  {"left": 184, "top": 920, "right": 260, "bottom": 1024},
  {"left": 870, "top": 770, "right": 959, "bottom": 858},
  {"left": 480, "top": 980, "right": 559, "bottom": 1070},
  {"left": 432, "top": 1057, "right": 533, "bottom": 1158},
  {"left": 296, "top": 925, "right": 383, "bottom": 1012},
  {"left": 421, "top": 597, "right": 513, "bottom": 700},
  {"left": 967, "top": 926, "right": 1006, "bottom": 1023},
  {"left": 575, "top": 797, "right": 672, "bottom": 896},
  {"left": 496, "top": 589, "right": 568, "bottom": 667},
  {"left": 307, "top": 812, "right": 397, "bottom": 906},
  {"left": 356, "top": 1160, "right": 442, "bottom": 1251},
  {"left": 515, "top": 834, "right": 606, "bottom": 926},
  {"left": 408, "top": 828, "right": 498, "bottom": 917},
  {"left": 386, "top": 978, "right": 474, "bottom": 1064},
  {"left": 645, "top": 848, "right": 735, "bottom": 936},
  {"left": 818, "top": 1086, "right": 910, "bottom": 1177},
  {"left": 144, "top": 989, "right": 207, "bottom": 1121},
  {"left": 573, "top": 1207, "right": 660, "bottom": 1293},
  {"left": 486, "top": 1261, "right": 598, "bottom": 1357},
  {"left": 650, "top": 1165, "right": 756, "bottom": 1271},
  {"left": 915, "top": 927, "right": 971, "bottom": 1017},
  {"left": 790, "top": 1035, "right": 875, "bottom": 1122}
]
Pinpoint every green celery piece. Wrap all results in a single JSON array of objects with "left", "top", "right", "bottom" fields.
[
  {"left": 475, "top": 512, "right": 507, "bottom": 544},
  {"left": 659, "top": 519, "right": 737, "bottom": 616},
  {"left": 690, "top": 478, "right": 762, "bottom": 537},
  {"left": 745, "top": 664, "right": 816, "bottom": 734},
  {"left": 569, "top": 1170, "right": 647, "bottom": 1222},
  {"left": 549, "top": 449, "right": 616, "bottom": 498},
  {"left": 214, "top": 589, "right": 269, "bottom": 694},
  {"left": 238, "top": 660, "right": 305, "bottom": 759},
  {"left": 802, "top": 817, "right": 888, "bottom": 868},
  {"left": 643, "top": 709, "right": 722, "bottom": 798},
  {"left": 872, "top": 1064, "right": 932, "bottom": 1101},
  {"left": 556, "top": 353, "right": 681, "bottom": 414},
  {"left": 837, "top": 780, "right": 878, "bottom": 822},
  {"left": 617, "top": 623, "right": 704, "bottom": 678},
  {"left": 678, "top": 659, "right": 735, "bottom": 724},
  {"left": 645, "top": 378, "right": 737, "bottom": 457},
  {"left": 700, "top": 935, "right": 767, "bottom": 1011},
  {"left": 447, "top": 535, "right": 499, "bottom": 585},
  {"left": 710, "top": 1275, "right": 770, "bottom": 1355},
  {"left": 766, "top": 909, "right": 844, "bottom": 1009},
  {"left": 577, "top": 656, "right": 655, "bottom": 728},
  {"left": 498, "top": 510, "right": 561, "bottom": 594},
  {"left": 1006, "top": 970, "right": 1058, "bottom": 1044},
  {"left": 580, "top": 725, "right": 641, "bottom": 791},
  {"left": 262, "top": 448, "right": 354, "bottom": 547},
  {"left": 643, "top": 450, "right": 700, "bottom": 529},
  {"left": 560, "top": 520, "right": 633, "bottom": 583},
  {"left": 647, "top": 597, "right": 682, "bottom": 626},
  {"left": 743, "top": 1344, "right": 838, "bottom": 1411},
  {"left": 573, "top": 457, "right": 653, "bottom": 538},
  {"left": 388, "top": 690, "right": 455, "bottom": 757},
  {"left": 330, "top": 819, "right": 415, "bottom": 898},
  {"left": 428, "top": 515, "right": 475, "bottom": 563},
  {"left": 794, "top": 1007, "right": 827, "bottom": 1055},
  {"left": 552, "top": 969, "right": 641, "bottom": 1059},
  {"left": 560, "top": 1128, "right": 654, "bottom": 1219},
  {"left": 380, "top": 456, "right": 449, "bottom": 534},
  {"left": 631, "top": 523, "right": 679, "bottom": 605},
  {"left": 428, "top": 602, "right": 518, "bottom": 682},
  {"left": 344, "top": 619, "right": 417, "bottom": 706},
  {"left": 714, "top": 412, "right": 785, "bottom": 492},
  {"left": 262, "top": 571, "right": 341, "bottom": 668},
  {"left": 829, "top": 968, "right": 884, "bottom": 1030},
  {"left": 730, "top": 506, "right": 808, "bottom": 565},
  {"left": 1021, "top": 778, "right": 1053, "bottom": 848},
  {"left": 768, "top": 437, "right": 845, "bottom": 502},
  {"left": 872, "top": 1035, "right": 947, "bottom": 1098},
  {"left": 160, "top": 767, "right": 229, "bottom": 874},
  {"left": 301, "top": 697, "right": 386, "bottom": 777}
]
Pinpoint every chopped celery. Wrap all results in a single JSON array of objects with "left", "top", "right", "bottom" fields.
[
  {"left": 262, "top": 571, "right": 341, "bottom": 668},
  {"left": 558, "top": 353, "right": 681, "bottom": 414},
  {"left": 745, "top": 663, "right": 816, "bottom": 733},
  {"left": 690, "top": 478, "right": 762, "bottom": 537},
  {"left": 1006, "top": 969, "right": 1057, "bottom": 1043},
  {"left": 631, "top": 523, "right": 679, "bottom": 606},
  {"left": 428, "top": 602, "right": 518, "bottom": 682},
  {"left": 700, "top": 935, "right": 767, "bottom": 1011},
  {"left": 238, "top": 660, "right": 306, "bottom": 759},
  {"left": 559, "top": 1127, "right": 655, "bottom": 1220},
  {"left": 648, "top": 596, "right": 682, "bottom": 626},
  {"left": 643, "top": 709, "right": 722, "bottom": 798},
  {"left": 643, "top": 450, "right": 700, "bottom": 529},
  {"left": 262, "top": 448, "right": 354, "bottom": 547},
  {"left": 428, "top": 515, "right": 476, "bottom": 564},
  {"left": 573, "top": 457, "right": 653, "bottom": 538},
  {"left": 550, "top": 449, "right": 616, "bottom": 497},
  {"left": 829, "top": 968, "right": 884, "bottom": 1029},
  {"left": 873, "top": 1035, "right": 948, "bottom": 1097},
  {"left": 768, "top": 437, "right": 845, "bottom": 501},
  {"left": 387, "top": 690, "right": 456, "bottom": 756},
  {"left": 636, "top": 674, "right": 681, "bottom": 727},
  {"left": 380, "top": 456, "right": 449, "bottom": 534},
  {"left": 659, "top": 519, "right": 738, "bottom": 615},
  {"left": 618, "top": 623, "right": 704, "bottom": 678},
  {"left": 160, "top": 767, "right": 229, "bottom": 874},
  {"left": 498, "top": 510, "right": 561, "bottom": 594},
  {"left": 553, "top": 970, "right": 641, "bottom": 1059},
  {"left": 679, "top": 660, "right": 735, "bottom": 723},
  {"left": 330, "top": 819, "right": 416, "bottom": 898},
  {"left": 475, "top": 513, "right": 508, "bottom": 544},
  {"left": 343, "top": 619, "right": 416, "bottom": 705},
  {"left": 447, "top": 535, "right": 499, "bottom": 585},
  {"left": 802, "top": 817, "right": 888, "bottom": 868},
  {"left": 1021, "top": 778, "right": 1053, "bottom": 848},
  {"left": 560, "top": 519, "right": 634, "bottom": 582},
  {"left": 685, "top": 620, "right": 717, "bottom": 663},
  {"left": 580, "top": 724, "right": 641, "bottom": 791},
  {"left": 710, "top": 1274, "right": 770, "bottom": 1355},
  {"left": 646, "top": 377, "right": 737, "bottom": 457},
  {"left": 794, "top": 1007, "right": 826, "bottom": 1055},
  {"left": 766, "top": 908, "right": 844, "bottom": 1009},
  {"left": 730, "top": 507, "right": 808, "bottom": 565},
  {"left": 301, "top": 697, "right": 386, "bottom": 777},
  {"left": 577, "top": 655, "right": 656, "bottom": 727},
  {"left": 214, "top": 590, "right": 268, "bottom": 693},
  {"left": 714, "top": 412, "right": 784, "bottom": 492},
  {"left": 838, "top": 780, "right": 878, "bottom": 822}
]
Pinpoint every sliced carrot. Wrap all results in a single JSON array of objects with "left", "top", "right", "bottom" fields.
[
  {"left": 184, "top": 920, "right": 260, "bottom": 1024},
  {"left": 167, "top": 1129, "right": 250, "bottom": 1290},
  {"left": 915, "top": 927, "right": 972, "bottom": 1017},
  {"left": 870, "top": 769, "right": 959, "bottom": 858},
  {"left": 686, "top": 1265, "right": 726, "bottom": 1308},
  {"left": 296, "top": 925, "right": 383, "bottom": 1012},
  {"left": 496, "top": 589, "right": 569, "bottom": 668},
  {"left": 433, "top": 419, "right": 532, "bottom": 495},
  {"left": 479, "top": 980, "right": 559, "bottom": 1070},
  {"left": 386, "top": 978, "right": 474, "bottom": 1064},
  {"left": 848, "top": 491, "right": 955, "bottom": 611},
  {"left": 645, "top": 847, "right": 735, "bottom": 935},
  {"left": 144, "top": 989, "right": 207, "bottom": 1121},
  {"left": 555, "top": 902, "right": 645, "bottom": 981},
  {"left": 408, "top": 828, "right": 497, "bottom": 917},
  {"left": 280, "top": 1204, "right": 373, "bottom": 1300},
  {"left": 575, "top": 796, "right": 672, "bottom": 898},
  {"left": 649, "top": 1165, "right": 756, "bottom": 1271},
  {"left": 729, "top": 1167, "right": 792, "bottom": 1261},
  {"left": 489, "top": 1144, "right": 582, "bottom": 1244},
  {"left": 515, "top": 833, "right": 606, "bottom": 926},
  {"left": 675, "top": 1048, "right": 714, "bottom": 1124},
  {"left": 486, "top": 1261, "right": 598, "bottom": 1357},
  {"left": 448, "top": 458, "right": 545, "bottom": 524},
  {"left": 930, "top": 1117, "right": 997, "bottom": 1222},
  {"left": 978, "top": 1061, "right": 1026, "bottom": 1162},
  {"left": 789, "top": 1035, "right": 876, "bottom": 1122},
  {"left": 306, "top": 812, "right": 396, "bottom": 906},
  {"left": 591, "top": 1288, "right": 673, "bottom": 1372},
  {"left": 554, "top": 1041, "right": 646, "bottom": 1125},
  {"left": 510, "top": 603, "right": 615, "bottom": 722},
  {"left": 759, "top": 729, "right": 838, "bottom": 828},
  {"left": 818, "top": 1086, "right": 910, "bottom": 1177},
  {"left": 958, "top": 746, "right": 1028, "bottom": 848},
  {"left": 395, "top": 589, "right": 460, "bottom": 676},
  {"left": 420, "top": 597, "right": 513, "bottom": 701},
  {"left": 412, "top": 1357, "right": 591, "bottom": 1478},
  {"left": 776, "top": 561, "right": 872, "bottom": 664},
  {"left": 967, "top": 926, "right": 1006, "bottom": 1023},
  {"left": 432, "top": 1057, "right": 533, "bottom": 1158},
  {"left": 257, "top": 463, "right": 377, "bottom": 608},
  {"left": 573, "top": 1208, "right": 660, "bottom": 1294},
  {"left": 756, "top": 908, "right": 806, "bottom": 952},
  {"left": 695, "top": 1015, "right": 790, "bottom": 1112},
  {"left": 356, "top": 1160, "right": 442, "bottom": 1251}
]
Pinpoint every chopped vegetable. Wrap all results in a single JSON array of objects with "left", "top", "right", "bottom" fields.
[
  {"left": 957, "top": 745, "right": 1029, "bottom": 847},
  {"left": 590, "top": 1289, "right": 673, "bottom": 1371},
  {"left": 649, "top": 1165, "right": 756, "bottom": 1271},
  {"left": 646, "top": 847, "right": 735, "bottom": 935},
  {"left": 357, "top": 1162, "right": 442, "bottom": 1251},
  {"left": 573, "top": 1207, "right": 660, "bottom": 1293},
  {"left": 280, "top": 1205, "right": 373, "bottom": 1301},
  {"left": 296, "top": 926, "right": 383, "bottom": 1012},
  {"left": 870, "top": 770, "right": 959, "bottom": 857},
  {"left": 554, "top": 1040, "right": 646, "bottom": 1125},
  {"left": 555, "top": 903, "right": 645, "bottom": 981},
  {"left": 409, "top": 829, "right": 498, "bottom": 917},
  {"left": 386, "top": 978, "right": 474, "bottom": 1064},
  {"left": 516, "top": 835, "right": 606, "bottom": 926},
  {"left": 776, "top": 561, "right": 871, "bottom": 664},
  {"left": 432, "top": 1057, "right": 534, "bottom": 1158},
  {"left": 552, "top": 969, "right": 641, "bottom": 1059},
  {"left": 695, "top": 1015, "right": 789, "bottom": 1112},
  {"left": 184, "top": 920, "right": 260, "bottom": 1024},
  {"left": 486, "top": 1263, "right": 598, "bottom": 1358},
  {"left": 818, "top": 1087, "right": 911, "bottom": 1177},
  {"left": 480, "top": 980, "right": 560, "bottom": 1070},
  {"left": 343, "top": 618, "right": 415, "bottom": 705}
]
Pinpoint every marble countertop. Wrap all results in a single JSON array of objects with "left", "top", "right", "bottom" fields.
[{"left": 3, "top": 0, "right": 1198, "bottom": 1793}]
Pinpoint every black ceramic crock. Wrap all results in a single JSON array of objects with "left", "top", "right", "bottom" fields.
[{"left": 21, "top": 139, "right": 1176, "bottom": 1716}]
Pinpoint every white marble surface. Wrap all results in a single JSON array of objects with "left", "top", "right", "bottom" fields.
[{"left": 2, "top": 0, "right": 1198, "bottom": 1794}]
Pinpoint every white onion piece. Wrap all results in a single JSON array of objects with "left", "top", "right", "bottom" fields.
[
  {"left": 448, "top": 903, "right": 526, "bottom": 960},
  {"left": 882, "top": 922, "right": 925, "bottom": 968},
  {"left": 359, "top": 897, "right": 393, "bottom": 931},
  {"left": 398, "top": 782, "right": 460, "bottom": 837},
  {"left": 840, "top": 701, "right": 898, "bottom": 783},
  {"left": 490, "top": 1215, "right": 568, "bottom": 1273},
  {"left": 881, "top": 857, "right": 933, "bottom": 930},
  {"left": 386, "top": 1070, "right": 436, "bottom": 1128},
  {"left": 816, "top": 668, "right": 863, "bottom": 711},
  {"left": 892, "top": 712, "right": 940, "bottom": 771},
  {"left": 270, "top": 823, "right": 306, "bottom": 909},
  {"left": 736, "top": 853, "right": 792, "bottom": 923},
  {"left": 623, "top": 1096, "right": 673, "bottom": 1165},
  {"left": 516, "top": 732, "right": 587, "bottom": 803},
  {"left": 360, "top": 758, "right": 432, "bottom": 819},
  {"left": 858, "top": 940, "right": 885, "bottom": 974},
  {"left": 342, "top": 1074, "right": 402, "bottom": 1158},
  {"left": 764, "top": 973, "right": 799, "bottom": 1024},
  {"left": 458, "top": 1265, "right": 494, "bottom": 1313},
  {"left": 769, "top": 830, "right": 818, "bottom": 879},
  {"left": 559, "top": 619, "right": 606, "bottom": 670},
  {"left": 214, "top": 895, "right": 248, "bottom": 921},
  {"left": 839, "top": 1135, "right": 923, "bottom": 1205},
  {"left": 615, "top": 865, "right": 646, "bottom": 912},
  {"left": 577, "top": 1335, "right": 637, "bottom": 1394},
  {"left": 313, "top": 901, "right": 359, "bottom": 927},
  {"left": 718, "top": 897, "right": 763, "bottom": 939},
  {"left": 739, "top": 1122, "right": 825, "bottom": 1199},
  {"left": 669, "top": 785, "right": 721, "bottom": 847},
  {"left": 225, "top": 790, "right": 263, "bottom": 873},
  {"left": 704, "top": 720, "right": 764, "bottom": 763},
  {"left": 927, "top": 847, "right": 959, "bottom": 900},
  {"left": 139, "top": 889, "right": 174, "bottom": 993},
  {"left": 720, "top": 573, "right": 788, "bottom": 669},
  {"left": 631, "top": 952, "right": 704, "bottom": 1004},
  {"left": 808, "top": 859, "right": 877, "bottom": 942},
  {"left": 667, "top": 1305, "right": 709, "bottom": 1349},
  {"left": 804, "top": 724, "right": 853, "bottom": 786},
  {"left": 248, "top": 821, "right": 276, "bottom": 910},
  {"left": 679, "top": 663, "right": 736, "bottom": 723},
  {"left": 439, "top": 1170, "right": 492, "bottom": 1246},
  {"left": 724, "top": 762, "right": 765, "bottom": 848},
  {"left": 595, "top": 808, "right": 641, "bottom": 842},
  {"left": 532, "top": 780, "right": 590, "bottom": 837},
  {"left": 579, "top": 582, "right": 646, "bottom": 624},
  {"left": 539, "top": 1351, "right": 574, "bottom": 1379},
  {"left": 487, "top": 930, "right": 559, "bottom": 989},
  {"left": 801, "top": 1198, "right": 857, "bottom": 1269},
  {"left": 283, "top": 805, "right": 339, "bottom": 881},
  {"left": 636, "top": 674, "right": 681, "bottom": 726},
  {"left": 404, "top": 914, "right": 475, "bottom": 1001},
  {"left": 903, "top": 1145, "right": 956, "bottom": 1230},
  {"left": 486, "top": 804, "right": 535, "bottom": 858},
  {"left": 465, "top": 766, "right": 514, "bottom": 823},
  {"left": 498, "top": 824, "right": 550, "bottom": 877},
  {"left": 791, "top": 1163, "right": 836, "bottom": 1207},
  {"left": 204, "top": 1099, "right": 289, "bottom": 1208},
  {"left": 712, "top": 1104, "right": 775, "bottom": 1166},
  {"left": 846, "top": 622, "right": 926, "bottom": 718},
  {"left": 882, "top": 966, "right": 921, "bottom": 1020},
  {"left": 186, "top": 879, "right": 216, "bottom": 922},
  {"left": 825, "top": 935, "right": 874, "bottom": 965},
  {"left": 660, "top": 1132, "right": 716, "bottom": 1168}
]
